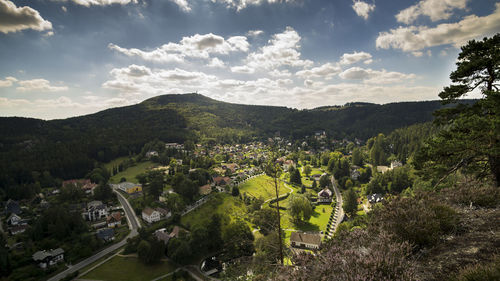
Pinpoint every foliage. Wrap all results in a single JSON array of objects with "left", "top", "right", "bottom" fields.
[
  {"left": 222, "top": 220, "right": 255, "bottom": 260},
  {"left": 319, "top": 175, "right": 330, "bottom": 188},
  {"left": 442, "top": 179, "right": 500, "bottom": 208},
  {"left": 303, "top": 165, "right": 312, "bottom": 177},
  {"left": 252, "top": 208, "right": 279, "bottom": 235},
  {"left": 288, "top": 194, "right": 313, "bottom": 222},
  {"left": 416, "top": 34, "right": 500, "bottom": 186},
  {"left": 370, "top": 195, "right": 460, "bottom": 249},
  {"left": 343, "top": 188, "right": 358, "bottom": 216},
  {"left": 451, "top": 257, "right": 500, "bottom": 281},
  {"left": 289, "top": 168, "right": 302, "bottom": 185},
  {"left": 278, "top": 229, "right": 416, "bottom": 281}
]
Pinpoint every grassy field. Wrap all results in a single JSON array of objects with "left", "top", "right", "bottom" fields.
[
  {"left": 110, "top": 161, "right": 157, "bottom": 184},
  {"left": 82, "top": 256, "right": 177, "bottom": 281},
  {"left": 104, "top": 156, "right": 130, "bottom": 171},
  {"left": 239, "top": 175, "right": 289, "bottom": 200},
  {"left": 181, "top": 193, "right": 249, "bottom": 228}
]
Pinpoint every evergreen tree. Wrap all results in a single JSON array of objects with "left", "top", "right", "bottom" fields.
[
  {"left": 417, "top": 34, "right": 500, "bottom": 186},
  {"left": 290, "top": 169, "right": 302, "bottom": 185},
  {"left": 312, "top": 179, "right": 318, "bottom": 190},
  {"left": 352, "top": 148, "right": 363, "bottom": 166},
  {"left": 343, "top": 188, "right": 358, "bottom": 216}
]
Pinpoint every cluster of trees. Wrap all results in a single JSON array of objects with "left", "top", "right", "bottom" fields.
[
  {"left": 364, "top": 166, "right": 413, "bottom": 195},
  {"left": 125, "top": 228, "right": 166, "bottom": 264}
]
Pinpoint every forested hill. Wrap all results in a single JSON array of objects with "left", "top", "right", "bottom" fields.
[{"left": 0, "top": 93, "right": 464, "bottom": 186}]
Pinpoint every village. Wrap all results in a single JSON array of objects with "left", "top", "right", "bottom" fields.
[{"left": 1, "top": 130, "right": 407, "bottom": 281}]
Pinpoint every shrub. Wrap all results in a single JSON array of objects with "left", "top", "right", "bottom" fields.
[
  {"left": 370, "top": 195, "right": 460, "bottom": 249},
  {"left": 452, "top": 257, "right": 500, "bottom": 281},
  {"left": 443, "top": 180, "right": 500, "bottom": 208}
]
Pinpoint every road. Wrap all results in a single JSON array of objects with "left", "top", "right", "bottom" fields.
[
  {"left": 48, "top": 189, "right": 140, "bottom": 281},
  {"left": 327, "top": 176, "right": 345, "bottom": 238}
]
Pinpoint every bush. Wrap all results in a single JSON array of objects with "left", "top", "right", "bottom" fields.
[
  {"left": 444, "top": 180, "right": 500, "bottom": 208},
  {"left": 370, "top": 195, "right": 460, "bottom": 249},
  {"left": 452, "top": 257, "right": 500, "bottom": 281},
  {"left": 278, "top": 229, "right": 416, "bottom": 281}
]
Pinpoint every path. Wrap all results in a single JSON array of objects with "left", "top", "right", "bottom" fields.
[
  {"left": 326, "top": 176, "right": 344, "bottom": 238},
  {"left": 48, "top": 189, "right": 140, "bottom": 281}
]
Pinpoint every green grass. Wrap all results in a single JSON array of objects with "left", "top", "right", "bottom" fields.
[
  {"left": 104, "top": 156, "right": 130, "bottom": 171},
  {"left": 239, "top": 175, "right": 289, "bottom": 201},
  {"left": 110, "top": 161, "right": 157, "bottom": 184},
  {"left": 82, "top": 256, "right": 177, "bottom": 281},
  {"left": 181, "top": 193, "right": 249, "bottom": 228}
]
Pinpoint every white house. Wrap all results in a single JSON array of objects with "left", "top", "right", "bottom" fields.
[
  {"left": 142, "top": 207, "right": 161, "bottom": 223},
  {"left": 290, "top": 232, "right": 322, "bottom": 250},
  {"left": 317, "top": 188, "right": 333, "bottom": 203},
  {"left": 82, "top": 200, "right": 108, "bottom": 221},
  {"left": 390, "top": 160, "right": 403, "bottom": 169}
]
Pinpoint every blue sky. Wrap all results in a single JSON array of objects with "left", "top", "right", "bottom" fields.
[{"left": 0, "top": 0, "right": 499, "bottom": 119}]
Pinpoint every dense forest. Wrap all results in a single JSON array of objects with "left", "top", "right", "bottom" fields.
[{"left": 0, "top": 94, "right": 470, "bottom": 199}]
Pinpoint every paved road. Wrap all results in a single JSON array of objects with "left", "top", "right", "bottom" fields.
[
  {"left": 48, "top": 189, "right": 140, "bottom": 281},
  {"left": 327, "top": 176, "right": 345, "bottom": 238}
]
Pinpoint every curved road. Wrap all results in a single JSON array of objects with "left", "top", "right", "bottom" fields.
[{"left": 48, "top": 189, "right": 140, "bottom": 281}]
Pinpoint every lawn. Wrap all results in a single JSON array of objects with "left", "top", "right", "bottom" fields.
[
  {"left": 104, "top": 156, "right": 130, "bottom": 171},
  {"left": 239, "top": 175, "right": 289, "bottom": 201},
  {"left": 82, "top": 256, "right": 177, "bottom": 281},
  {"left": 110, "top": 161, "right": 158, "bottom": 184},
  {"left": 181, "top": 193, "right": 249, "bottom": 228}
]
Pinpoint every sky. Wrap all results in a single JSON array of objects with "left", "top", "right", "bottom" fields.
[{"left": 0, "top": 0, "right": 499, "bottom": 119}]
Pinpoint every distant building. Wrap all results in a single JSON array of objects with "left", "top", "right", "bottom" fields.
[
  {"left": 142, "top": 207, "right": 161, "bottom": 223},
  {"left": 350, "top": 169, "right": 361, "bottom": 180},
  {"left": 32, "top": 248, "right": 64, "bottom": 269},
  {"left": 290, "top": 232, "right": 322, "bottom": 250},
  {"left": 145, "top": 150, "right": 159, "bottom": 159},
  {"left": 154, "top": 226, "right": 181, "bottom": 245},
  {"left": 82, "top": 200, "right": 108, "bottom": 221},
  {"left": 96, "top": 228, "right": 115, "bottom": 242},
  {"left": 165, "top": 143, "right": 184, "bottom": 150},
  {"left": 5, "top": 199, "right": 21, "bottom": 215},
  {"left": 367, "top": 193, "right": 384, "bottom": 205},
  {"left": 62, "top": 179, "right": 97, "bottom": 194},
  {"left": 390, "top": 160, "right": 403, "bottom": 169},
  {"left": 317, "top": 188, "right": 333, "bottom": 203},
  {"left": 113, "top": 182, "right": 142, "bottom": 194},
  {"left": 106, "top": 212, "right": 122, "bottom": 228},
  {"left": 212, "top": 176, "right": 232, "bottom": 187}
]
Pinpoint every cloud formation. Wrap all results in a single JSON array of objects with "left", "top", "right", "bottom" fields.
[
  {"left": 169, "top": 0, "right": 191, "bottom": 12},
  {"left": 52, "top": 0, "right": 137, "bottom": 7},
  {"left": 213, "top": 0, "right": 297, "bottom": 11},
  {"left": 295, "top": 63, "right": 341, "bottom": 79},
  {"left": 340, "top": 51, "right": 372, "bottom": 65},
  {"left": 0, "top": 0, "right": 52, "bottom": 34},
  {"left": 396, "top": 0, "right": 468, "bottom": 24},
  {"left": 377, "top": 3, "right": 500, "bottom": 52},
  {"left": 0, "top": 76, "right": 17, "bottom": 87},
  {"left": 352, "top": 0, "right": 375, "bottom": 20},
  {"left": 109, "top": 33, "right": 249, "bottom": 63},
  {"left": 16, "top": 79, "right": 68, "bottom": 92},
  {"left": 339, "top": 67, "right": 416, "bottom": 84}
]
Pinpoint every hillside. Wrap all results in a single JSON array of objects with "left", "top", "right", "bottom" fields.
[{"left": 0, "top": 93, "right": 459, "bottom": 186}]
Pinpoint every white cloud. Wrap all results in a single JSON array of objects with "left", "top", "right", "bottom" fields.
[
  {"left": 296, "top": 63, "right": 341, "bottom": 79},
  {"left": 247, "top": 30, "right": 264, "bottom": 37},
  {"left": 61, "top": 6, "right": 67, "bottom": 12},
  {"left": 377, "top": 3, "right": 500, "bottom": 52},
  {"left": 169, "top": 0, "right": 191, "bottom": 12},
  {"left": 352, "top": 0, "right": 375, "bottom": 20},
  {"left": 231, "top": 65, "right": 255, "bottom": 74},
  {"left": 109, "top": 33, "right": 249, "bottom": 63},
  {"left": 0, "top": 0, "right": 52, "bottom": 34},
  {"left": 213, "top": 0, "right": 297, "bottom": 11},
  {"left": 245, "top": 26, "right": 313, "bottom": 70},
  {"left": 207, "top": 57, "right": 226, "bottom": 68},
  {"left": 339, "top": 67, "right": 416, "bottom": 84},
  {"left": 52, "top": 0, "right": 138, "bottom": 7},
  {"left": 396, "top": 0, "right": 468, "bottom": 24},
  {"left": 340, "top": 51, "right": 372, "bottom": 65},
  {"left": 16, "top": 79, "right": 68, "bottom": 92},
  {"left": 0, "top": 76, "right": 17, "bottom": 87}
]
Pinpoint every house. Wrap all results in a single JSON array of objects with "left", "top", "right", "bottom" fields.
[
  {"left": 221, "top": 163, "right": 239, "bottom": 173},
  {"left": 32, "top": 248, "right": 64, "bottom": 269},
  {"left": 212, "top": 176, "right": 232, "bottom": 187},
  {"left": 146, "top": 150, "right": 159, "bottom": 159},
  {"left": 142, "top": 207, "right": 161, "bottom": 223},
  {"left": 290, "top": 232, "right": 322, "bottom": 250},
  {"left": 155, "top": 207, "right": 172, "bottom": 219},
  {"left": 390, "top": 160, "right": 403, "bottom": 169},
  {"left": 199, "top": 184, "right": 212, "bottom": 196},
  {"left": 5, "top": 199, "right": 21, "bottom": 215},
  {"left": 82, "top": 200, "right": 108, "bottom": 221},
  {"left": 62, "top": 179, "right": 97, "bottom": 194},
  {"left": 106, "top": 212, "right": 122, "bottom": 228},
  {"left": 165, "top": 143, "right": 184, "bottom": 150},
  {"left": 376, "top": 166, "right": 390, "bottom": 173},
  {"left": 367, "top": 194, "right": 384, "bottom": 205},
  {"left": 113, "top": 182, "right": 142, "bottom": 194},
  {"left": 317, "top": 188, "right": 333, "bottom": 203},
  {"left": 96, "top": 228, "right": 115, "bottom": 242},
  {"left": 154, "top": 226, "right": 181, "bottom": 245},
  {"left": 283, "top": 160, "right": 295, "bottom": 171},
  {"left": 311, "top": 174, "right": 322, "bottom": 181},
  {"left": 6, "top": 213, "right": 21, "bottom": 225},
  {"left": 9, "top": 225, "right": 28, "bottom": 235},
  {"left": 350, "top": 169, "right": 361, "bottom": 180}
]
